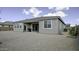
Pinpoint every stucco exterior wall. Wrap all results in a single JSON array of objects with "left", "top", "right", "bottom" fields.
[
  {"left": 13, "top": 18, "right": 65, "bottom": 34},
  {"left": 13, "top": 23, "right": 24, "bottom": 32},
  {"left": 58, "top": 20, "right": 65, "bottom": 34},
  {"left": 39, "top": 19, "right": 59, "bottom": 34}
]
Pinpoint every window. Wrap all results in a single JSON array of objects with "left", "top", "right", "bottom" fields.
[
  {"left": 44, "top": 20, "right": 52, "bottom": 28},
  {"left": 20, "top": 25, "right": 22, "bottom": 28},
  {"left": 17, "top": 25, "right": 19, "bottom": 28}
]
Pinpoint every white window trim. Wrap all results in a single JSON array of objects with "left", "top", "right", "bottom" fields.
[{"left": 43, "top": 20, "right": 52, "bottom": 29}]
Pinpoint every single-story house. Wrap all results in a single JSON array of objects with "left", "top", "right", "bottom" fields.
[
  {"left": 0, "top": 21, "right": 13, "bottom": 31},
  {"left": 13, "top": 16, "right": 66, "bottom": 34}
]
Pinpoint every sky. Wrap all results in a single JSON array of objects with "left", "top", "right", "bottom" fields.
[{"left": 0, "top": 7, "right": 79, "bottom": 26}]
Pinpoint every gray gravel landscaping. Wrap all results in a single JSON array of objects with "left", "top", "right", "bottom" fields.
[{"left": 0, "top": 31, "right": 78, "bottom": 51}]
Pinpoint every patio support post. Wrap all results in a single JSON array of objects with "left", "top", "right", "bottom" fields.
[{"left": 31, "top": 24, "right": 33, "bottom": 32}]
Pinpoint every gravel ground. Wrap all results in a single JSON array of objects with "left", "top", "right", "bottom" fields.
[{"left": 0, "top": 31, "right": 78, "bottom": 51}]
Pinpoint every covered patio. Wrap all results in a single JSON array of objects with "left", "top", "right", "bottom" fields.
[{"left": 24, "top": 22, "right": 39, "bottom": 32}]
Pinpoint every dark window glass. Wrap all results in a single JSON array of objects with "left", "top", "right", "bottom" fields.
[
  {"left": 48, "top": 24, "right": 51, "bottom": 28},
  {"left": 20, "top": 25, "right": 21, "bottom": 28},
  {"left": 44, "top": 21, "right": 47, "bottom": 28}
]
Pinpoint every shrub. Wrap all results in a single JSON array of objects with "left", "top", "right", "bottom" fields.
[
  {"left": 64, "top": 28, "right": 67, "bottom": 32},
  {"left": 69, "top": 25, "right": 79, "bottom": 36}
]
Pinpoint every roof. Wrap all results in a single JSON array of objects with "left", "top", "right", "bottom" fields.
[{"left": 15, "top": 16, "right": 65, "bottom": 25}]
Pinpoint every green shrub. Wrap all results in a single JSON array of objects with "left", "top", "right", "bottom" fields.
[
  {"left": 69, "top": 25, "right": 79, "bottom": 36},
  {"left": 64, "top": 28, "right": 67, "bottom": 32}
]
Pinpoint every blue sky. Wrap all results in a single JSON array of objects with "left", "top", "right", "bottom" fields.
[{"left": 0, "top": 7, "right": 79, "bottom": 26}]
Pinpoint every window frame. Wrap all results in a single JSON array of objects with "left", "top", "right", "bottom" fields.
[{"left": 43, "top": 20, "right": 52, "bottom": 29}]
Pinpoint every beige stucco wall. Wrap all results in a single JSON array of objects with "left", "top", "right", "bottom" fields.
[
  {"left": 58, "top": 20, "right": 65, "bottom": 34},
  {"left": 13, "top": 19, "right": 65, "bottom": 34},
  {"left": 13, "top": 23, "right": 24, "bottom": 32},
  {"left": 39, "top": 19, "right": 59, "bottom": 34}
]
